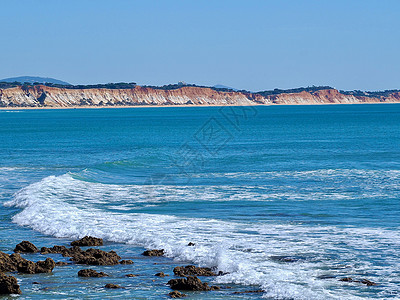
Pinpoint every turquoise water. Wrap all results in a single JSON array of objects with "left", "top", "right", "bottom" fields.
[{"left": 1, "top": 105, "right": 400, "bottom": 299}]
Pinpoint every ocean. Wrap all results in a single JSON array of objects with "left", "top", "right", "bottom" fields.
[{"left": 1, "top": 104, "right": 400, "bottom": 299}]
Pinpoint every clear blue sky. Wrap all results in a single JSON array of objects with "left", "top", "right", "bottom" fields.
[{"left": 1, "top": 0, "right": 399, "bottom": 91}]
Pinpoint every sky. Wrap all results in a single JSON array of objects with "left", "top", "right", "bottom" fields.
[{"left": 1, "top": 0, "right": 399, "bottom": 92}]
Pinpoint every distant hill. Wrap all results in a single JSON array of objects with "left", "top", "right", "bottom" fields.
[
  {"left": 213, "top": 84, "right": 238, "bottom": 91},
  {"left": 0, "top": 76, "right": 70, "bottom": 85}
]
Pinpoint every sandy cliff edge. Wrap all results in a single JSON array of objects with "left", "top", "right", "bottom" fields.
[{"left": 1, "top": 85, "right": 399, "bottom": 108}]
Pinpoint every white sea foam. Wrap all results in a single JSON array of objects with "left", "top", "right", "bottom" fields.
[{"left": 5, "top": 173, "right": 400, "bottom": 299}]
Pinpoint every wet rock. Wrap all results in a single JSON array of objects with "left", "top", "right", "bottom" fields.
[
  {"left": 187, "top": 242, "right": 195, "bottom": 246},
  {"left": 0, "top": 252, "right": 16, "bottom": 273},
  {"left": 17, "top": 258, "right": 55, "bottom": 274},
  {"left": 14, "top": 241, "right": 39, "bottom": 253},
  {"left": 339, "top": 277, "right": 353, "bottom": 282},
  {"left": 71, "top": 236, "right": 103, "bottom": 247},
  {"left": 119, "top": 260, "right": 133, "bottom": 265},
  {"left": 233, "top": 290, "right": 265, "bottom": 294},
  {"left": 105, "top": 283, "right": 121, "bottom": 289},
  {"left": 173, "top": 265, "right": 216, "bottom": 277},
  {"left": 339, "top": 277, "right": 376, "bottom": 286},
  {"left": 270, "top": 255, "right": 298, "bottom": 263},
  {"left": 55, "top": 261, "right": 69, "bottom": 266},
  {"left": 1, "top": 251, "right": 55, "bottom": 274},
  {"left": 155, "top": 272, "right": 168, "bottom": 277},
  {"left": 125, "top": 274, "right": 138, "bottom": 277},
  {"left": 211, "top": 286, "right": 220, "bottom": 290},
  {"left": 0, "top": 252, "right": 28, "bottom": 272},
  {"left": 40, "top": 245, "right": 69, "bottom": 255},
  {"left": 0, "top": 273, "right": 21, "bottom": 295},
  {"left": 78, "top": 269, "right": 108, "bottom": 277},
  {"left": 32, "top": 282, "right": 40, "bottom": 284},
  {"left": 168, "top": 276, "right": 211, "bottom": 291},
  {"left": 71, "top": 248, "right": 121, "bottom": 265},
  {"left": 142, "top": 249, "right": 165, "bottom": 256},
  {"left": 35, "top": 258, "right": 56, "bottom": 273},
  {"left": 361, "top": 279, "right": 377, "bottom": 286},
  {"left": 317, "top": 275, "right": 336, "bottom": 279},
  {"left": 169, "top": 290, "right": 187, "bottom": 298}
]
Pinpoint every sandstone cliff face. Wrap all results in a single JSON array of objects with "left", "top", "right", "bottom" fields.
[{"left": 0, "top": 85, "right": 398, "bottom": 108}]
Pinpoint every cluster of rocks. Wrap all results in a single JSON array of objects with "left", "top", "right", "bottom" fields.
[
  {"left": 0, "top": 248, "right": 55, "bottom": 274},
  {"left": 78, "top": 269, "right": 108, "bottom": 277},
  {"left": 0, "top": 237, "right": 126, "bottom": 295},
  {"left": 339, "top": 277, "right": 377, "bottom": 286},
  {"left": 3, "top": 239, "right": 378, "bottom": 298},
  {"left": 0, "top": 272, "right": 21, "bottom": 295}
]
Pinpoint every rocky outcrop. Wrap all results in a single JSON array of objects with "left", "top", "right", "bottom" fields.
[
  {"left": 142, "top": 249, "right": 164, "bottom": 257},
  {"left": 71, "top": 236, "right": 103, "bottom": 247},
  {"left": 0, "top": 273, "right": 21, "bottom": 295},
  {"left": 0, "top": 251, "right": 54, "bottom": 274},
  {"left": 17, "top": 258, "right": 55, "bottom": 274},
  {"left": 169, "top": 290, "right": 187, "bottom": 298},
  {"left": 155, "top": 272, "right": 168, "bottom": 277},
  {"left": 14, "top": 241, "right": 39, "bottom": 253},
  {"left": 70, "top": 248, "right": 121, "bottom": 265},
  {"left": 339, "top": 277, "right": 377, "bottom": 286},
  {"left": 173, "top": 265, "right": 216, "bottom": 277},
  {"left": 41, "top": 245, "right": 122, "bottom": 266},
  {"left": 119, "top": 260, "right": 133, "bottom": 265},
  {"left": 78, "top": 269, "right": 108, "bottom": 277},
  {"left": 2, "top": 85, "right": 398, "bottom": 108},
  {"left": 105, "top": 283, "right": 121, "bottom": 289},
  {"left": 167, "top": 276, "right": 216, "bottom": 291}
]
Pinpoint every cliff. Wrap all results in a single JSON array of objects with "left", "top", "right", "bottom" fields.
[{"left": 1, "top": 85, "right": 399, "bottom": 108}]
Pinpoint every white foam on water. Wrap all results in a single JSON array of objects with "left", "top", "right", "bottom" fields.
[{"left": 5, "top": 173, "right": 400, "bottom": 299}]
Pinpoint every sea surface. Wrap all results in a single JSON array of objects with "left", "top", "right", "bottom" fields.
[{"left": 1, "top": 105, "right": 400, "bottom": 299}]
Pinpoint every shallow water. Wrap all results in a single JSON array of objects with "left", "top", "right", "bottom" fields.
[{"left": 1, "top": 105, "right": 400, "bottom": 299}]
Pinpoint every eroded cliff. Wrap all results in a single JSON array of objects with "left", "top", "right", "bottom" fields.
[{"left": 0, "top": 85, "right": 399, "bottom": 108}]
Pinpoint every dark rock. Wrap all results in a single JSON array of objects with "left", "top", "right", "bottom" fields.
[
  {"left": 17, "top": 260, "right": 36, "bottom": 274},
  {"left": 41, "top": 245, "right": 69, "bottom": 255},
  {"left": 155, "top": 272, "right": 168, "bottom": 277},
  {"left": 125, "top": 274, "right": 138, "bottom": 277},
  {"left": 14, "top": 241, "right": 39, "bottom": 253},
  {"left": 17, "top": 258, "right": 55, "bottom": 274},
  {"left": 361, "top": 279, "right": 377, "bottom": 286},
  {"left": 0, "top": 252, "right": 15, "bottom": 272},
  {"left": 0, "top": 273, "right": 21, "bottom": 295},
  {"left": 233, "top": 290, "right": 265, "bottom": 294},
  {"left": 35, "top": 258, "right": 56, "bottom": 273},
  {"left": 217, "top": 271, "right": 229, "bottom": 276},
  {"left": 119, "top": 260, "right": 133, "bottom": 265},
  {"left": 169, "top": 290, "right": 187, "bottom": 298},
  {"left": 317, "top": 275, "right": 336, "bottom": 279},
  {"left": 32, "top": 282, "right": 40, "bottom": 284},
  {"left": 0, "top": 252, "right": 27, "bottom": 272},
  {"left": 168, "top": 276, "right": 211, "bottom": 291},
  {"left": 55, "top": 261, "right": 69, "bottom": 266},
  {"left": 270, "top": 255, "right": 298, "bottom": 263},
  {"left": 211, "top": 286, "right": 220, "bottom": 290},
  {"left": 173, "top": 265, "right": 216, "bottom": 277},
  {"left": 78, "top": 269, "right": 108, "bottom": 277},
  {"left": 339, "top": 277, "right": 377, "bottom": 286},
  {"left": 71, "top": 248, "right": 121, "bottom": 265},
  {"left": 105, "top": 283, "right": 121, "bottom": 289},
  {"left": 142, "top": 249, "right": 164, "bottom": 256},
  {"left": 71, "top": 236, "right": 103, "bottom": 247},
  {"left": 339, "top": 277, "right": 353, "bottom": 282},
  {"left": 187, "top": 242, "right": 195, "bottom": 246}
]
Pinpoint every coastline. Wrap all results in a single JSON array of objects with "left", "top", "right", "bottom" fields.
[{"left": 1, "top": 101, "right": 400, "bottom": 110}]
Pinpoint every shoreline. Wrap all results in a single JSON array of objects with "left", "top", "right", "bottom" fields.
[{"left": 1, "top": 101, "right": 400, "bottom": 110}]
